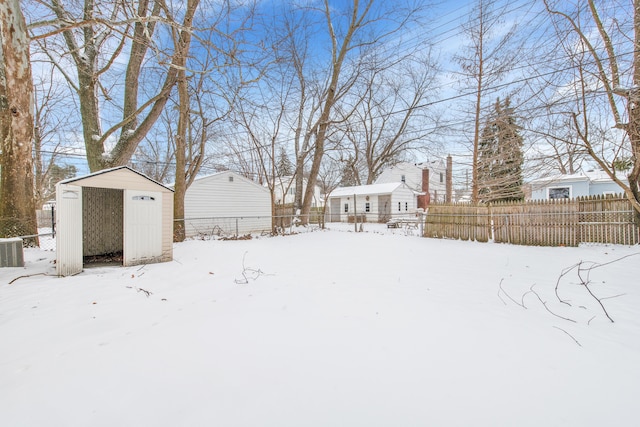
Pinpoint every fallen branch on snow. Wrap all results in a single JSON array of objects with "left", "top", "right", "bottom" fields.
[{"left": 234, "top": 251, "right": 271, "bottom": 284}]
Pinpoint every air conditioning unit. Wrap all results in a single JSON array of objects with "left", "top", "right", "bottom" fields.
[{"left": 0, "top": 238, "right": 24, "bottom": 267}]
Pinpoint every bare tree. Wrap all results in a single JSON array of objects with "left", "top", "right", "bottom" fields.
[
  {"left": 265, "top": 0, "right": 424, "bottom": 224},
  {"left": 454, "top": 0, "right": 520, "bottom": 203},
  {"left": 26, "top": 0, "right": 201, "bottom": 172},
  {"left": 32, "top": 70, "right": 76, "bottom": 207},
  {"left": 0, "top": 0, "right": 38, "bottom": 243},
  {"left": 543, "top": 0, "right": 640, "bottom": 218},
  {"left": 340, "top": 52, "right": 439, "bottom": 184}
]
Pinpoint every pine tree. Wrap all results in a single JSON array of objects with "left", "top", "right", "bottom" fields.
[
  {"left": 477, "top": 97, "right": 524, "bottom": 203},
  {"left": 276, "top": 147, "right": 294, "bottom": 177},
  {"left": 339, "top": 156, "right": 359, "bottom": 186}
]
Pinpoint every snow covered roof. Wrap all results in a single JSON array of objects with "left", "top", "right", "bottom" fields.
[
  {"left": 531, "top": 169, "right": 627, "bottom": 186},
  {"left": 328, "top": 182, "right": 408, "bottom": 197}
]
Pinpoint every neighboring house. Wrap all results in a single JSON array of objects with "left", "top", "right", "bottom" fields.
[
  {"left": 271, "top": 175, "right": 324, "bottom": 207},
  {"left": 530, "top": 170, "right": 627, "bottom": 200},
  {"left": 375, "top": 160, "right": 448, "bottom": 203},
  {"left": 183, "top": 171, "right": 271, "bottom": 236},
  {"left": 326, "top": 182, "right": 419, "bottom": 223}
]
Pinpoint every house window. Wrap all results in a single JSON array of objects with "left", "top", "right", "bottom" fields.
[
  {"left": 228, "top": 176, "right": 234, "bottom": 182},
  {"left": 405, "top": 202, "right": 408, "bottom": 211},
  {"left": 440, "top": 172, "right": 444, "bottom": 183},
  {"left": 548, "top": 186, "right": 571, "bottom": 200},
  {"left": 365, "top": 202, "right": 370, "bottom": 213},
  {"left": 344, "top": 203, "right": 349, "bottom": 213},
  {"left": 401, "top": 175, "right": 406, "bottom": 183}
]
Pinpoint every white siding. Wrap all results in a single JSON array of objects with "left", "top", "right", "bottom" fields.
[
  {"left": 329, "top": 184, "right": 417, "bottom": 223},
  {"left": 390, "top": 187, "right": 418, "bottom": 214},
  {"left": 184, "top": 171, "right": 271, "bottom": 236},
  {"left": 56, "top": 184, "right": 83, "bottom": 276},
  {"left": 375, "top": 161, "right": 447, "bottom": 202},
  {"left": 124, "top": 190, "right": 163, "bottom": 266},
  {"left": 56, "top": 167, "right": 174, "bottom": 274}
]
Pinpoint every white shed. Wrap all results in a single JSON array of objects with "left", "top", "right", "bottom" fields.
[
  {"left": 56, "top": 166, "right": 174, "bottom": 276},
  {"left": 327, "top": 182, "right": 418, "bottom": 223},
  {"left": 183, "top": 170, "right": 272, "bottom": 237}
]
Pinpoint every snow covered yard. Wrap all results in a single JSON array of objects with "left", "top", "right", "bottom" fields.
[{"left": 1, "top": 225, "right": 639, "bottom": 427}]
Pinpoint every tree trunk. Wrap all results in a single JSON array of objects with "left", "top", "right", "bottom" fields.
[
  {"left": 0, "top": 0, "right": 38, "bottom": 245},
  {"left": 173, "top": 69, "right": 188, "bottom": 242}
]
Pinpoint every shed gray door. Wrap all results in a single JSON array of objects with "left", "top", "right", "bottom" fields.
[
  {"left": 378, "top": 195, "right": 391, "bottom": 222},
  {"left": 56, "top": 184, "right": 83, "bottom": 276},
  {"left": 123, "top": 190, "right": 162, "bottom": 266},
  {"left": 330, "top": 199, "right": 340, "bottom": 222}
]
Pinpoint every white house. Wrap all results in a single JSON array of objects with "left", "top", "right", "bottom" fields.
[
  {"left": 375, "top": 160, "right": 448, "bottom": 203},
  {"left": 183, "top": 171, "right": 271, "bottom": 236},
  {"left": 272, "top": 175, "right": 324, "bottom": 207},
  {"left": 530, "top": 170, "right": 627, "bottom": 200},
  {"left": 326, "top": 182, "right": 418, "bottom": 223}
]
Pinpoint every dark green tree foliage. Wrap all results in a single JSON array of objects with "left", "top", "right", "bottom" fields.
[
  {"left": 276, "top": 147, "right": 294, "bottom": 177},
  {"left": 478, "top": 97, "right": 524, "bottom": 203},
  {"left": 339, "top": 156, "right": 359, "bottom": 187}
]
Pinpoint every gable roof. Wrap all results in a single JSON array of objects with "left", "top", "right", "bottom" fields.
[
  {"left": 59, "top": 166, "right": 174, "bottom": 192},
  {"left": 329, "top": 182, "right": 412, "bottom": 197}
]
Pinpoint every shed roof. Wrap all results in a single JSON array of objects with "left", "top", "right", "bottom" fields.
[
  {"left": 59, "top": 166, "right": 174, "bottom": 192},
  {"left": 329, "top": 182, "right": 409, "bottom": 197}
]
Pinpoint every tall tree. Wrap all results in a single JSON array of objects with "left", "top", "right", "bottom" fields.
[
  {"left": 544, "top": 0, "right": 640, "bottom": 219},
  {"left": 276, "top": 147, "right": 294, "bottom": 177},
  {"left": 454, "top": 0, "right": 520, "bottom": 203},
  {"left": 478, "top": 97, "right": 524, "bottom": 203},
  {"left": 0, "top": 0, "right": 38, "bottom": 244},
  {"left": 32, "top": 70, "right": 75, "bottom": 207},
  {"left": 291, "top": 0, "right": 425, "bottom": 224},
  {"left": 27, "top": 0, "right": 201, "bottom": 172},
  {"left": 341, "top": 52, "right": 439, "bottom": 184}
]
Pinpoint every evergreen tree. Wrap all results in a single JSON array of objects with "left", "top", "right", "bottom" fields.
[
  {"left": 276, "top": 147, "right": 294, "bottom": 177},
  {"left": 339, "top": 156, "right": 359, "bottom": 186},
  {"left": 477, "top": 97, "right": 524, "bottom": 203}
]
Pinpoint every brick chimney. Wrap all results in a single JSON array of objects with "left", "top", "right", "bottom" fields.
[{"left": 417, "top": 168, "right": 430, "bottom": 209}]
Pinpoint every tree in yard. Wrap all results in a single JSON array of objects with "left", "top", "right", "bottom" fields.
[
  {"left": 26, "top": 0, "right": 201, "bottom": 172},
  {"left": 276, "top": 147, "right": 294, "bottom": 177},
  {"left": 339, "top": 156, "right": 360, "bottom": 187},
  {"left": 37, "top": 164, "right": 77, "bottom": 206},
  {"left": 0, "top": 0, "right": 38, "bottom": 244},
  {"left": 543, "top": 0, "right": 640, "bottom": 220},
  {"left": 454, "top": 0, "right": 520, "bottom": 203},
  {"left": 478, "top": 97, "right": 524, "bottom": 203},
  {"left": 284, "top": 0, "right": 426, "bottom": 224},
  {"left": 340, "top": 52, "right": 439, "bottom": 185}
]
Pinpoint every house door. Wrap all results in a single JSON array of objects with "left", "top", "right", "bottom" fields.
[
  {"left": 123, "top": 190, "right": 163, "bottom": 266},
  {"left": 56, "top": 184, "right": 83, "bottom": 276},
  {"left": 330, "top": 198, "right": 340, "bottom": 222},
  {"left": 378, "top": 195, "right": 391, "bottom": 222}
]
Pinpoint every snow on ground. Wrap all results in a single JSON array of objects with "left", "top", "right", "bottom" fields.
[{"left": 1, "top": 223, "right": 639, "bottom": 426}]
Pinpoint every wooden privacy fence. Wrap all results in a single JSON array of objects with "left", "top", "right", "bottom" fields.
[{"left": 424, "top": 195, "right": 639, "bottom": 246}]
